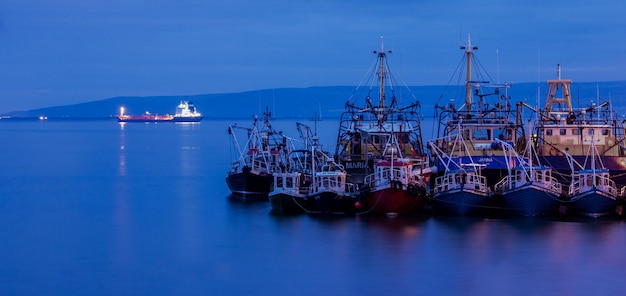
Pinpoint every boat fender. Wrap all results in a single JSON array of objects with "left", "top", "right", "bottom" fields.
[{"left": 393, "top": 180, "right": 403, "bottom": 192}]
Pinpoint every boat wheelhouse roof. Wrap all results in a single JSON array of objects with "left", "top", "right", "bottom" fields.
[
  {"left": 578, "top": 168, "right": 610, "bottom": 174},
  {"left": 461, "top": 163, "right": 487, "bottom": 168},
  {"left": 514, "top": 165, "right": 552, "bottom": 171},
  {"left": 446, "top": 118, "right": 513, "bottom": 126},
  {"left": 354, "top": 122, "right": 421, "bottom": 133},
  {"left": 539, "top": 122, "right": 615, "bottom": 128},
  {"left": 375, "top": 159, "right": 412, "bottom": 167}
]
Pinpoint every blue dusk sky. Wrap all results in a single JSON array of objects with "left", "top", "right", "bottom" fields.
[{"left": 1, "top": 0, "right": 625, "bottom": 113}]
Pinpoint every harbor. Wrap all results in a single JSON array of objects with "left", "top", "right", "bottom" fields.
[{"left": 227, "top": 37, "right": 626, "bottom": 218}]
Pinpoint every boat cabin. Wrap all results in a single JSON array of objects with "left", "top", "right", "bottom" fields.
[
  {"left": 569, "top": 169, "right": 617, "bottom": 197},
  {"left": 539, "top": 124, "right": 619, "bottom": 157},
  {"left": 273, "top": 172, "right": 310, "bottom": 196},
  {"left": 433, "top": 169, "right": 490, "bottom": 194},
  {"left": 494, "top": 166, "right": 562, "bottom": 194}
]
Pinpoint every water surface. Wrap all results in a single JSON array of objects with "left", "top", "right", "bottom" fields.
[{"left": 0, "top": 120, "right": 624, "bottom": 295}]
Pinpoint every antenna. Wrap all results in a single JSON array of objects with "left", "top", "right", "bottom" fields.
[
  {"left": 536, "top": 48, "right": 540, "bottom": 113},
  {"left": 496, "top": 48, "right": 499, "bottom": 84}
]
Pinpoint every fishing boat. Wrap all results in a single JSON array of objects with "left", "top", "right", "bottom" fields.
[
  {"left": 270, "top": 123, "right": 360, "bottom": 215},
  {"left": 429, "top": 129, "right": 492, "bottom": 215},
  {"left": 361, "top": 134, "right": 432, "bottom": 215},
  {"left": 562, "top": 136, "right": 621, "bottom": 217},
  {"left": 268, "top": 149, "right": 311, "bottom": 215},
  {"left": 430, "top": 35, "right": 525, "bottom": 187},
  {"left": 117, "top": 100, "right": 203, "bottom": 123},
  {"left": 534, "top": 65, "right": 626, "bottom": 188},
  {"left": 333, "top": 38, "right": 433, "bottom": 215},
  {"left": 269, "top": 149, "right": 361, "bottom": 215},
  {"left": 226, "top": 108, "right": 290, "bottom": 197},
  {"left": 493, "top": 135, "right": 565, "bottom": 216}
]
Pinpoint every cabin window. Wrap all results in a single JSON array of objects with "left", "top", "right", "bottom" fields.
[
  {"left": 546, "top": 129, "right": 553, "bottom": 136},
  {"left": 494, "top": 129, "right": 512, "bottom": 141},
  {"left": 603, "top": 129, "right": 610, "bottom": 136},
  {"left": 286, "top": 177, "right": 293, "bottom": 188},
  {"left": 276, "top": 177, "right": 284, "bottom": 188},
  {"left": 572, "top": 129, "right": 580, "bottom": 135},
  {"left": 560, "top": 129, "right": 566, "bottom": 135},
  {"left": 588, "top": 129, "right": 595, "bottom": 135},
  {"left": 472, "top": 129, "right": 491, "bottom": 141}
]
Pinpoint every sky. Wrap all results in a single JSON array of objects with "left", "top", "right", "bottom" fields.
[{"left": 1, "top": 0, "right": 625, "bottom": 113}]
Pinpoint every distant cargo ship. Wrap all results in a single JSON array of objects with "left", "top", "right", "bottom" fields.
[{"left": 117, "top": 101, "right": 204, "bottom": 123}]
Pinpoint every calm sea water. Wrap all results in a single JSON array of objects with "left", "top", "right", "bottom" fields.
[{"left": 1, "top": 119, "right": 625, "bottom": 296}]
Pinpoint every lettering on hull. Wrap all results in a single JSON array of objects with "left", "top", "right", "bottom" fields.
[{"left": 345, "top": 161, "right": 369, "bottom": 169}]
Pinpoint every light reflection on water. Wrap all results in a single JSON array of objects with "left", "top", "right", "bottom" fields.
[{"left": 0, "top": 120, "right": 624, "bottom": 295}]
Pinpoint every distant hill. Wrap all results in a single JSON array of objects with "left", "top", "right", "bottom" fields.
[{"left": 3, "top": 81, "right": 626, "bottom": 119}]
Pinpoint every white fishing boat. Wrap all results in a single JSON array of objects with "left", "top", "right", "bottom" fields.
[
  {"left": 493, "top": 136, "right": 564, "bottom": 216},
  {"left": 269, "top": 123, "right": 360, "bottom": 215},
  {"left": 429, "top": 128, "right": 492, "bottom": 216},
  {"left": 563, "top": 135, "right": 621, "bottom": 217}
]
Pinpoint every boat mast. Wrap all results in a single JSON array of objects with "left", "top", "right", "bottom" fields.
[
  {"left": 460, "top": 34, "right": 477, "bottom": 113},
  {"left": 373, "top": 36, "right": 391, "bottom": 120},
  {"left": 544, "top": 64, "right": 573, "bottom": 117}
]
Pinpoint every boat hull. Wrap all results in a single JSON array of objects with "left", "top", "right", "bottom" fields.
[
  {"left": 365, "top": 186, "right": 425, "bottom": 215},
  {"left": 430, "top": 189, "right": 490, "bottom": 216},
  {"left": 500, "top": 186, "right": 563, "bottom": 216},
  {"left": 225, "top": 169, "right": 273, "bottom": 197},
  {"left": 304, "top": 192, "right": 361, "bottom": 215},
  {"left": 269, "top": 192, "right": 306, "bottom": 215},
  {"left": 567, "top": 190, "right": 622, "bottom": 218},
  {"left": 172, "top": 116, "right": 204, "bottom": 122},
  {"left": 117, "top": 116, "right": 203, "bottom": 123}
]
